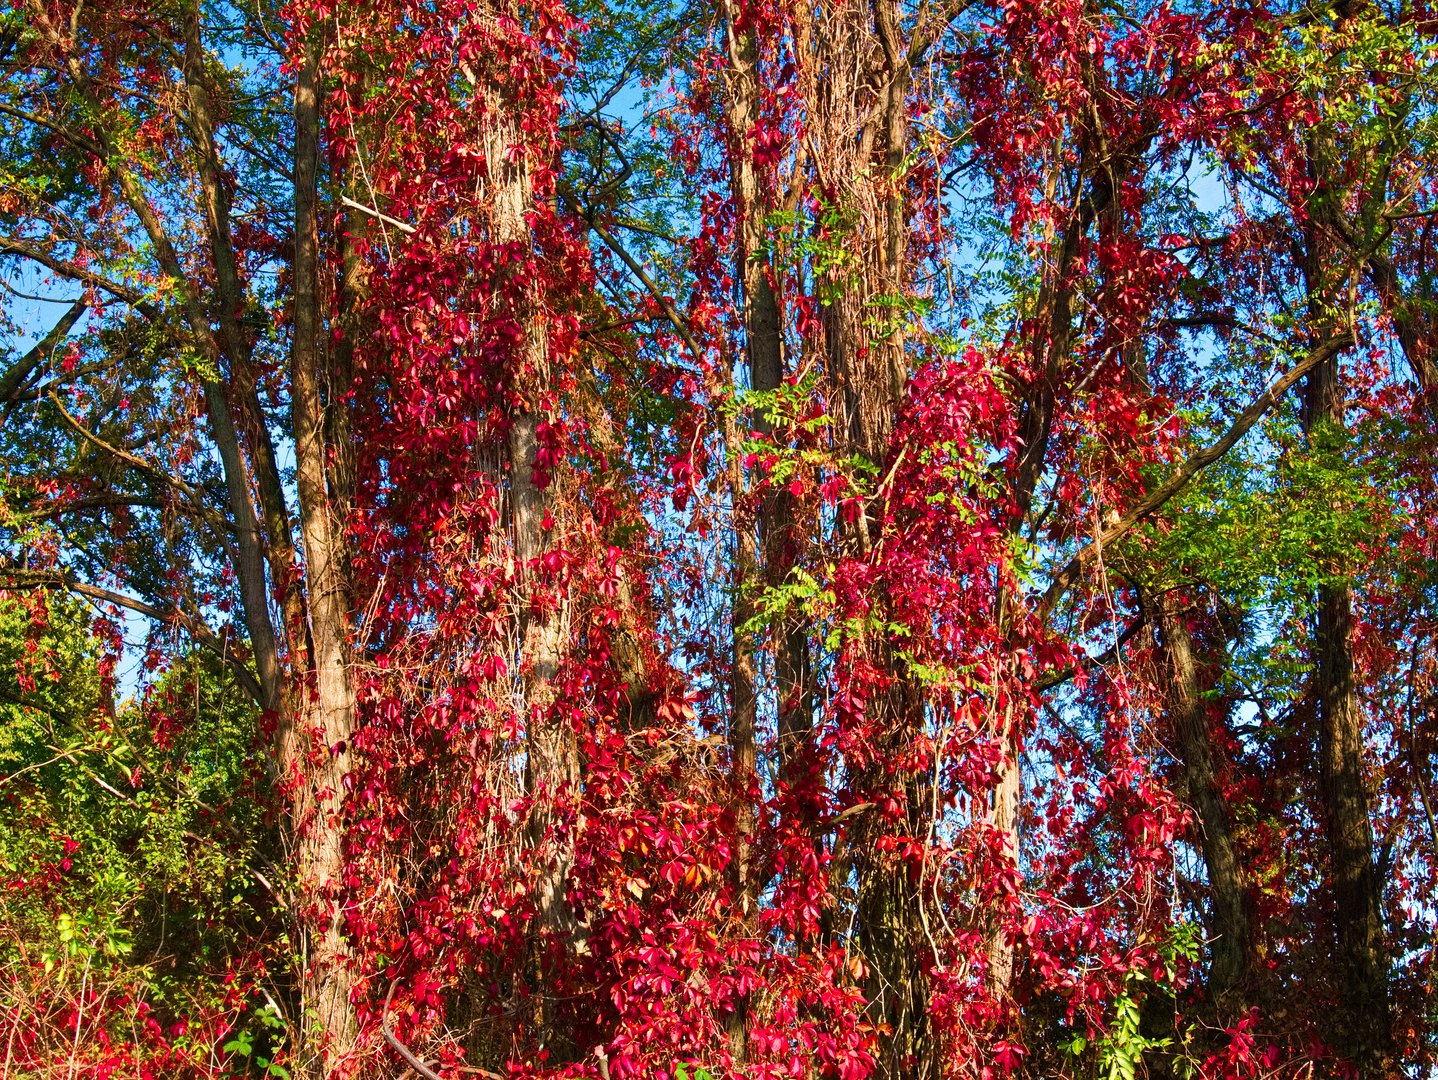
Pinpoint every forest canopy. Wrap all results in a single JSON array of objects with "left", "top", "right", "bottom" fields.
[{"left": 1, "top": 0, "right": 1436, "bottom": 1078}]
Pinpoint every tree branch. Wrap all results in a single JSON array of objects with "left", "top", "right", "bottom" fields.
[
  {"left": 0, "top": 101, "right": 104, "bottom": 156},
  {"left": 339, "top": 195, "right": 415, "bottom": 235},
  {"left": 583, "top": 214, "right": 707, "bottom": 367},
  {"left": 381, "top": 983, "right": 443, "bottom": 1080},
  {"left": 0, "top": 567, "right": 263, "bottom": 705},
  {"left": 1035, "top": 611, "right": 1148, "bottom": 692},
  {"left": 0, "top": 236, "right": 160, "bottom": 317},
  {"left": 1038, "top": 332, "right": 1352, "bottom": 617},
  {"left": 0, "top": 298, "right": 86, "bottom": 404},
  {"left": 46, "top": 392, "right": 233, "bottom": 534}
]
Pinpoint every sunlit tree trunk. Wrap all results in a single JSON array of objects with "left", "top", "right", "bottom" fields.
[
  {"left": 289, "top": 36, "right": 360, "bottom": 1069},
  {"left": 483, "top": 89, "right": 580, "bottom": 946},
  {"left": 807, "top": 2, "right": 934, "bottom": 1068}
]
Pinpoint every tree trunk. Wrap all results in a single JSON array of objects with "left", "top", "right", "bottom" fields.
[
  {"left": 480, "top": 94, "right": 580, "bottom": 946},
  {"left": 290, "top": 37, "right": 359, "bottom": 1069},
  {"left": 1303, "top": 356, "right": 1390, "bottom": 1073},
  {"left": 1313, "top": 575, "right": 1389, "bottom": 1073},
  {"left": 830, "top": 8, "right": 933, "bottom": 1068},
  {"left": 724, "top": 396, "right": 760, "bottom": 1063},
  {"left": 1154, "top": 594, "right": 1251, "bottom": 999},
  {"left": 856, "top": 805, "right": 931, "bottom": 1080},
  {"left": 721, "top": 7, "right": 812, "bottom": 778},
  {"left": 986, "top": 702, "right": 1021, "bottom": 996},
  {"left": 1301, "top": 149, "right": 1390, "bottom": 1063},
  {"left": 719, "top": 12, "right": 805, "bottom": 1060},
  {"left": 509, "top": 411, "right": 578, "bottom": 938}
]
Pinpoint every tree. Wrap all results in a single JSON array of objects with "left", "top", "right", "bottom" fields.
[{"left": 3, "top": 0, "right": 1438, "bottom": 1078}]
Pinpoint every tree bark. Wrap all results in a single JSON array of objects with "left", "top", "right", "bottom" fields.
[
  {"left": 720, "top": 6, "right": 812, "bottom": 778},
  {"left": 1154, "top": 594, "right": 1252, "bottom": 998},
  {"left": 723, "top": 396, "right": 760, "bottom": 1063},
  {"left": 290, "top": 36, "right": 359, "bottom": 1069},
  {"left": 986, "top": 697, "right": 1021, "bottom": 996},
  {"left": 1303, "top": 357, "right": 1390, "bottom": 1074},
  {"left": 481, "top": 93, "right": 579, "bottom": 945},
  {"left": 508, "top": 411, "right": 578, "bottom": 937},
  {"left": 816, "top": 5, "right": 935, "bottom": 1069},
  {"left": 1301, "top": 139, "right": 1391, "bottom": 1067},
  {"left": 718, "top": 11, "right": 805, "bottom": 1060}
]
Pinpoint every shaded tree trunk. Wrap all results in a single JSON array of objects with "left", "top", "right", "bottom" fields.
[
  {"left": 1154, "top": 593, "right": 1252, "bottom": 999},
  {"left": 1304, "top": 360, "right": 1390, "bottom": 1073},
  {"left": 1301, "top": 144, "right": 1391, "bottom": 1069},
  {"left": 721, "top": 8, "right": 813, "bottom": 775},
  {"left": 718, "top": 10, "right": 806, "bottom": 1060},
  {"left": 723, "top": 393, "right": 761, "bottom": 1063}
]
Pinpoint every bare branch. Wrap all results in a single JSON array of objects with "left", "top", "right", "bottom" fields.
[
  {"left": 1035, "top": 612, "right": 1148, "bottom": 692},
  {"left": 46, "top": 392, "right": 233, "bottom": 533},
  {"left": 584, "top": 216, "right": 707, "bottom": 367},
  {"left": 0, "top": 101, "right": 103, "bottom": 156},
  {"left": 381, "top": 983, "right": 443, "bottom": 1080},
  {"left": 0, "top": 236, "right": 161, "bottom": 317},
  {"left": 339, "top": 195, "right": 416, "bottom": 235}
]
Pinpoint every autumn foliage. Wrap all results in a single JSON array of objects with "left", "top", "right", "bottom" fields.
[{"left": 1, "top": 0, "right": 1437, "bottom": 1078}]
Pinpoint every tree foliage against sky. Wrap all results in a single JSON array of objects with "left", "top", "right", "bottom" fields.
[{"left": 1, "top": 0, "right": 1437, "bottom": 1078}]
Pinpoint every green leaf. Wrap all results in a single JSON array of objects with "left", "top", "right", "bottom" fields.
[{"left": 223, "top": 1032, "right": 254, "bottom": 1057}]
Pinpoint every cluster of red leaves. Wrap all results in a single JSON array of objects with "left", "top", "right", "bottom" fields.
[
  {"left": 11, "top": 0, "right": 1438, "bottom": 1074},
  {"left": 318, "top": 0, "right": 1390, "bottom": 1071}
]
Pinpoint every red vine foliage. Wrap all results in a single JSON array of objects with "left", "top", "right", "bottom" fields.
[{"left": 2, "top": 0, "right": 1438, "bottom": 1079}]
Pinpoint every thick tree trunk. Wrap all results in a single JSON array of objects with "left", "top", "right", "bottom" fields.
[
  {"left": 481, "top": 98, "right": 580, "bottom": 945},
  {"left": 719, "top": 13, "right": 805, "bottom": 1060},
  {"left": 1155, "top": 595, "right": 1251, "bottom": 998},
  {"left": 1300, "top": 125, "right": 1391, "bottom": 1067},
  {"left": 1303, "top": 362, "right": 1389, "bottom": 1073},
  {"left": 1313, "top": 575, "right": 1389, "bottom": 1072},
  {"left": 508, "top": 411, "right": 578, "bottom": 937},
  {"left": 720, "top": 17, "right": 782, "bottom": 406},
  {"left": 856, "top": 814, "right": 931, "bottom": 1080},
  {"left": 290, "top": 39, "right": 359, "bottom": 1069},
  {"left": 830, "top": 10, "right": 934, "bottom": 1069},
  {"left": 1293, "top": 27, "right": 1397, "bottom": 1063}
]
